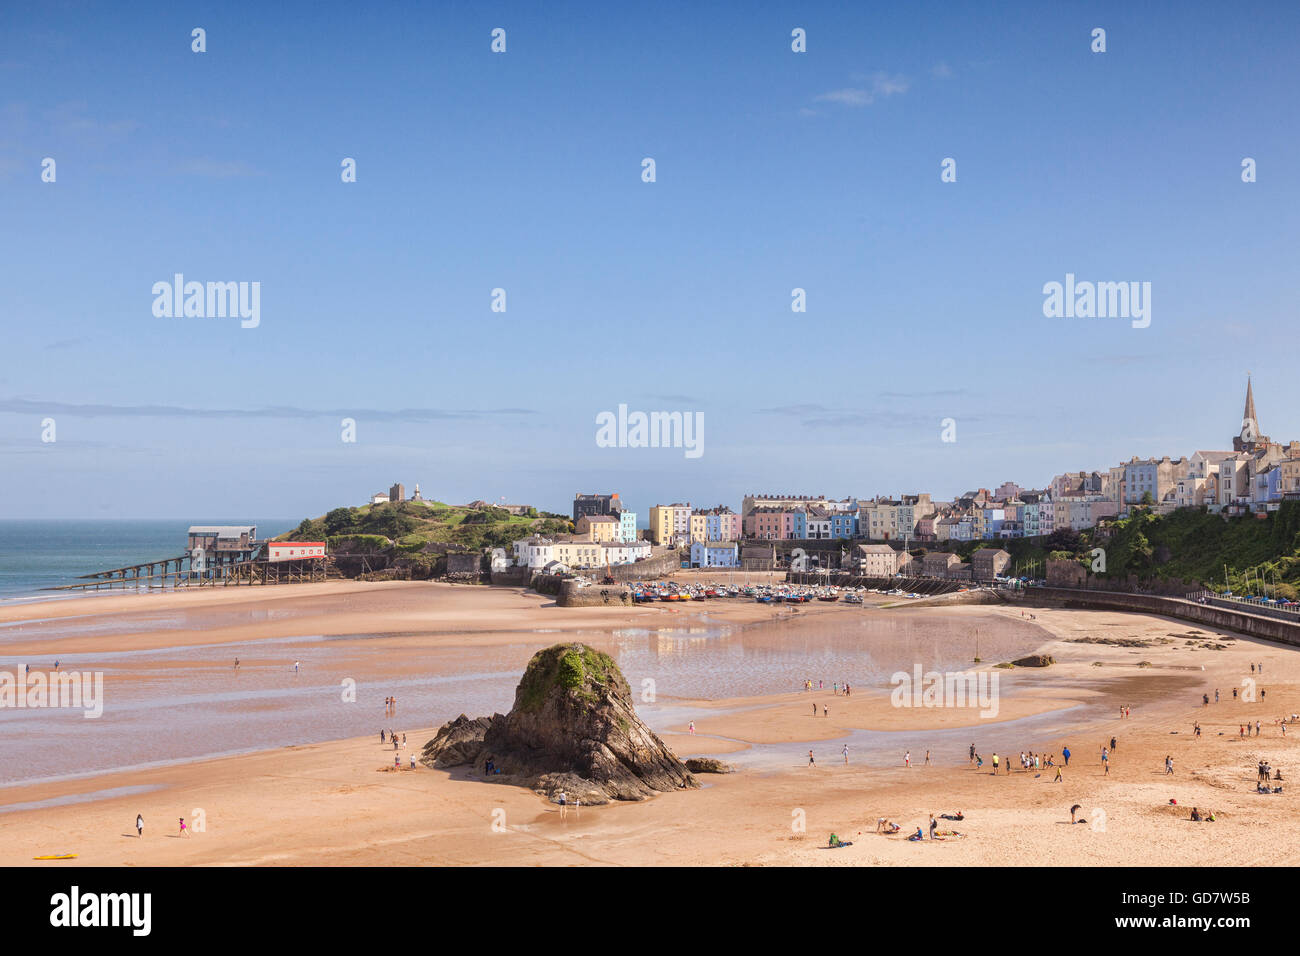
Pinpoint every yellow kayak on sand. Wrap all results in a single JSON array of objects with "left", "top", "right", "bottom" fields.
[{"left": 33, "top": 853, "right": 77, "bottom": 860}]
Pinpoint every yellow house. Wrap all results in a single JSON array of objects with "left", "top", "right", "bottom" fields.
[
  {"left": 689, "top": 512, "right": 708, "bottom": 543},
  {"left": 576, "top": 514, "right": 621, "bottom": 542},
  {"left": 552, "top": 539, "right": 604, "bottom": 568},
  {"left": 648, "top": 505, "right": 674, "bottom": 546}
]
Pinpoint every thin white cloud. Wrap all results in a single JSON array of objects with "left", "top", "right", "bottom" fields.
[{"left": 813, "top": 73, "right": 909, "bottom": 108}]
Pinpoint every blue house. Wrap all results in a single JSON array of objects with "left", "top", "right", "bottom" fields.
[{"left": 691, "top": 540, "right": 739, "bottom": 568}]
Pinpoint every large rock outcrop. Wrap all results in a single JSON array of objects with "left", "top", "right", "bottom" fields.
[
  {"left": 422, "top": 643, "right": 697, "bottom": 804},
  {"left": 421, "top": 714, "right": 497, "bottom": 768}
]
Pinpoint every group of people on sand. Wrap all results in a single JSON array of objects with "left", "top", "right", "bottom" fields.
[
  {"left": 873, "top": 809, "right": 963, "bottom": 841},
  {"left": 380, "top": 728, "right": 416, "bottom": 770},
  {"left": 1255, "top": 760, "right": 1283, "bottom": 793},
  {"left": 801, "top": 679, "right": 851, "bottom": 696},
  {"left": 971, "top": 747, "right": 1064, "bottom": 781}
]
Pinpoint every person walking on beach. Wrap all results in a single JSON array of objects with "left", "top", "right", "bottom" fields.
[
  {"left": 969, "top": 743, "right": 976, "bottom": 765},
  {"left": 558, "top": 791, "right": 567, "bottom": 819},
  {"left": 394, "top": 754, "right": 400, "bottom": 770},
  {"left": 808, "top": 750, "right": 815, "bottom": 767},
  {"left": 1165, "top": 755, "right": 1173, "bottom": 775},
  {"left": 1054, "top": 764, "right": 1063, "bottom": 783},
  {"left": 904, "top": 751, "right": 911, "bottom": 768},
  {"left": 179, "top": 817, "right": 189, "bottom": 837},
  {"left": 1062, "top": 745, "right": 1070, "bottom": 767},
  {"left": 842, "top": 744, "right": 849, "bottom": 764},
  {"left": 688, "top": 721, "right": 695, "bottom": 735},
  {"left": 813, "top": 702, "right": 818, "bottom": 717},
  {"left": 1102, "top": 747, "right": 1109, "bottom": 775},
  {"left": 822, "top": 705, "right": 828, "bottom": 718},
  {"left": 294, "top": 660, "right": 300, "bottom": 675},
  {"left": 1110, "top": 736, "right": 1117, "bottom": 752},
  {"left": 991, "top": 752, "right": 999, "bottom": 774},
  {"left": 1215, "top": 689, "right": 1220, "bottom": 703},
  {"left": 136, "top": 813, "right": 144, "bottom": 838},
  {"left": 975, "top": 753, "right": 983, "bottom": 770},
  {"left": 234, "top": 658, "right": 240, "bottom": 670},
  {"left": 924, "top": 750, "right": 931, "bottom": 766},
  {"left": 1256, "top": 720, "right": 1261, "bottom": 737}
]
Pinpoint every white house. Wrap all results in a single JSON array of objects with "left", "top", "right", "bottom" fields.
[
  {"left": 603, "top": 540, "right": 651, "bottom": 565},
  {"left": 512, "top": 536, "right": 554, "bottom": 570}
]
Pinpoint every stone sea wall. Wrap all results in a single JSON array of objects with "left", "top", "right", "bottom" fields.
[{"left": 1023, "top": 587, "right": 1300, "bottom": 649}]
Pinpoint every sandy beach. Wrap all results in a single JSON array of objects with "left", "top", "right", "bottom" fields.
[{"left": 2, "top": 580, "right": 1298, "bottom": 866}]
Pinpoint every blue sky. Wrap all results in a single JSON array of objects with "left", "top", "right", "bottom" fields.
[{"left": 2, "top": 1, "right": 1298, "bottom": 521}]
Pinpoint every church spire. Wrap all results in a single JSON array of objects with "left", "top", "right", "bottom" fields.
[
  {"left": 1238, "top": 374, "right": 1262, "bottom": 449},
  {"left": 1243, "top": 375, "right": 1258, "bottom": 432}
]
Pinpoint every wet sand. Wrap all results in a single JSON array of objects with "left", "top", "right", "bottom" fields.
[{"left": 2, "top": 581, "right": 1298, "bottom": 866}]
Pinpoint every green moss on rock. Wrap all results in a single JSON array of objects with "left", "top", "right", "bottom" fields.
[{"left": 515, "top": 643, "right": 625, "bottom": 713}]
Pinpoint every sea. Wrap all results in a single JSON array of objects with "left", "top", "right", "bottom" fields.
[{"left": 0, "top": 520, "right": 295, "bottom": 602}]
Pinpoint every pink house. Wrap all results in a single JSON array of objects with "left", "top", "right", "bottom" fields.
[
  {"left": 717, "top": 511, "right": 743, "bottom": 541},
  {"left": 751, "top": 508, "right": 790, "bottom": 539}
]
